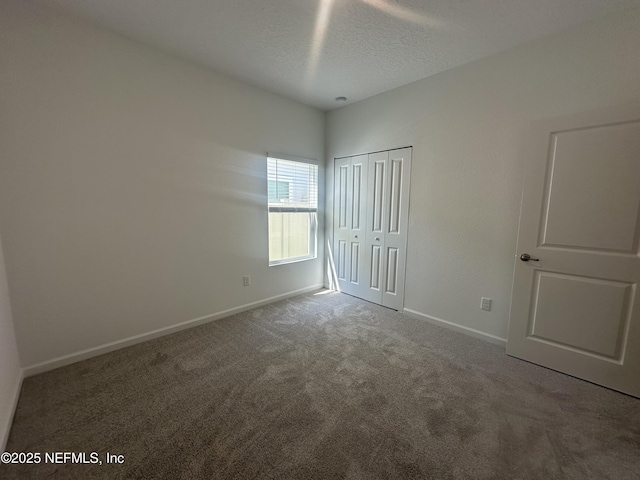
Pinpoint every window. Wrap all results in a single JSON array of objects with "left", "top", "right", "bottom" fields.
[{"left": 267, "top": 154, "right": 318, "bottom": 266}]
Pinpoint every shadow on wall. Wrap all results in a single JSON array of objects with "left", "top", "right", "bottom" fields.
[{"left": 326, "top": 239, "right": 339, "bottom": 291}]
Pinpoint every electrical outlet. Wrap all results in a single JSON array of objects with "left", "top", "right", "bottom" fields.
[
  {"left": 243, "top": 275, "right": 250, "bottom": 286},
  {"left": 481, "top": 297, "right": 492, "bottom": 311}
]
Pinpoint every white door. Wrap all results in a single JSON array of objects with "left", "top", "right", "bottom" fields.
[
  {"left": 333, "top": 157, "right": 351, "bottom": 293},
  {"left": 382, "top": 148, "right": 411, "bottom": 310},
  {"left": 333, "top": 155, "right": 369, "bottom": 297},
  {"left": 334, "top": 148, "right": 412, "bottom": 310},
  {"left": 507, "top": 106, "right": 640, "bottom": 397},
  {"left": 348, "top": 155, "right": 370, "bottom": 299},
  {"left": 363, "top": 151, "right": 388, "bottom": 305}
]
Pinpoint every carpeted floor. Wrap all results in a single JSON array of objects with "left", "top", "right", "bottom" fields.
[{"left": 2, "top": 290, "right": 639, "bottom": 479}]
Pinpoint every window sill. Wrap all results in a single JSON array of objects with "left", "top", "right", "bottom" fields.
[{"left": 269, "top": 255, "right": 317, "bottom": 267}]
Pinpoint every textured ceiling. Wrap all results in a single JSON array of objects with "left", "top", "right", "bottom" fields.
[{"left": 45, "top": 0, "right": 638, "bottom": 111}]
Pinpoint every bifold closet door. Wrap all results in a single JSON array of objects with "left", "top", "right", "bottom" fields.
[
  {"left": 363, "top": 148, "right": 411, "bottom": 309},
  {"left": 381, "top": 148, "right": 411, "bottom": 310},
  {"left": 333, "top": 155, "right": 368, "bottom": 296},
  {"left": 334, "top": 148, "right": 411, "bottom": 310},
  {"left": 362, "top": 151, "right": 388, "bottom": 305}
]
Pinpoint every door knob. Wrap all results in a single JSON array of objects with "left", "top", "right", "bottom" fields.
[
  {"left": 520, "top": 253, "right": 539, "bottom": 262},
  {"left": 375, "top": 237, "right": 380, "bottom": 241},
  {"left": 354, "top": 235, "right": 358, "bottom": 239}
]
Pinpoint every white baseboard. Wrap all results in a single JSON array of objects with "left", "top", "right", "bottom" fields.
[
  {"left": 24, "top": 285, "right": 324, "bottom": 377},
  {"left": 1, "top": 370, "right": 24, "bottom": 452},
  {"left": 403, "top": 308, "right": 507, "bottom": 348}
]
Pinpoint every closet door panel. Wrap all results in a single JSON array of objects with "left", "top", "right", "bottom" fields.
[
  {"left": 363, "top": 151, "right": 389, "bottom": 304},
  {"left": 382, "top": 148, "right": 412, "bottom": 310},
  {"left": 333, "top": 157, "right": 351, "bottom": 293},
  {"left": 348, "top": 155, "right": 370, "bottom": 298}
]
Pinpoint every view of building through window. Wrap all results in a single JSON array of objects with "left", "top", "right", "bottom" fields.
[{"left": 267, "top": 155, "right": 318, "bottom": 265}]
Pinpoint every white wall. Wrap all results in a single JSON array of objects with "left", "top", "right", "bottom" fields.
[
  {"left": 0, "top": 0, "right": 324, "bottom": 369},
  {"left": 326, "top": 7, "right": 640, "bottom": 341},
  {"left": 0, "top": 230, "right": 22, "bottom": 450}
]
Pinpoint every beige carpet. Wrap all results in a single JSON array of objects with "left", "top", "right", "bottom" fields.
[{"left": 2, "top": 290, "right": 639, "bottom": 479}]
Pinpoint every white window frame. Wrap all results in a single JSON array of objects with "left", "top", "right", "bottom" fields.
[{"left": 267, "top": 153, "right": 318, "bottom": 266}]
